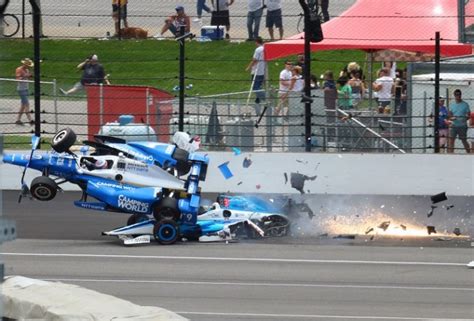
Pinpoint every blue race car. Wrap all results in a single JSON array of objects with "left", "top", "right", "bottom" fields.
[
  {"left": 103, "top": 194, "right": 288, "bottom": 245},
  {"left": 2, "top": 128, "right": 230, "bottom": 245}
]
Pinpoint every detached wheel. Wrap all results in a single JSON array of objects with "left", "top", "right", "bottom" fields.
[
  {"left": 30, "top": 176, "right": 58, "bottom": 201},
  {"left": 126, "top": 213, "right": 149, "bottom": 226},
  {"left": 153, "top": 197, "right": 180, "bottom": 221},
  {"left": 153, "top": 219, "right": 180, "bottom": 245},
  {"left": 51, "top": 128, "right": 76, "bottom": 153}
]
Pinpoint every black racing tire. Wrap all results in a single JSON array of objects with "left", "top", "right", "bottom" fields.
[
  {"left": 126, "top": 213, "right": 149, "bottom": 226},
  {"left": 51, "top": 128, "right": 76, "bottom": 153},
  {"left": 30, "top": 176, "right": 58, "bottom": 201},
  {"left": 153, "top": 197, "right": 180, "bottom": 221},
  {"left": 153, "top": 219, "right": 180, "bottom": 245}
]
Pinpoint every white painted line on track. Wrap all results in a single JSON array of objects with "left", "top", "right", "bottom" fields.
[
  {"left": 0, "top": 252, "right": 467, "bottom": 266},
  {"left": 176, "top": 311, "right": 474, "bottom": 320},
  {"left": 36, "top": 277, "right": 474, "bottom": 292}
]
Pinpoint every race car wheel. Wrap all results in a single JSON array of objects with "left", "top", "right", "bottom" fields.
[
  {"left": 153, "top": 197, "right": 180, "bottom": 221},
  {"left": 51, "top": 128, "right": 76, "bottom": 153},
  {"left": 30, "top": 176, "right": 58, "bottom": 201},
  {"left": 153, "top": 219, "right": 180, "bottom": 245},
  {"left": 126, "top": 213, "right": 149, "bottom": 226}
]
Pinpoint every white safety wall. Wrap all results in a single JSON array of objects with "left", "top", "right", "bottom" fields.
[{"left": 1, "top": 152, "right": 473, "bottom": 196}]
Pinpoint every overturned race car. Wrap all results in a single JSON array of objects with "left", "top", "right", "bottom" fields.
[{"left": 2, "top": 129, "right": 285, "bottom": 245}]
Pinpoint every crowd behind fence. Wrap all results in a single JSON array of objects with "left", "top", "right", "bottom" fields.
[
  {"left": 2, "top": 0, "right": 355, "bottom": 40},
  {"left": 1, "top": 77, "right": 472, "bottom": 154},
  {"left": 1, "top": 1, "right": 473, "bottom": 153}
]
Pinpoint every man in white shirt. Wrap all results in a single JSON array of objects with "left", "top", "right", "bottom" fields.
[
  {"left": 266, "top": 0, "right": 283, "bottom": 40},
  {"left": 247, "top": 0, "right": 264, "bottom": 41},
  {"left": 246, "top": 37, "right": 266, "bottom": 115},
  {"left": 372, "top": 68, "right": 394, "bottom": 110},
  {"left": 276, "top": 60, "right": 293, "bottom": 116}
]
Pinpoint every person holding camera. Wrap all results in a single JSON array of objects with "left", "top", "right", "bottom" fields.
[{"left": 60, "top": 55, "right": 108, "bottom": 96}]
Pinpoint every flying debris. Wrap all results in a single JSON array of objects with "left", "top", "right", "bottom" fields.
[
  {"left": 290, "top": 172, "right": 317, "bottom": 194},
  {"left": 378, "top": 221, "right": 390, "bottom": 231},
  {"left": 427, "top": 226, "right": 437, "bottom": 235},
  {"left": 365, "top": 227, "right": 374, "bottom": 234},
  {"left": 431, "top": 192, "right": 447, "bottom": 204},
  {"left": 453, "top": 228, "right": 461, "bottom": 236}
]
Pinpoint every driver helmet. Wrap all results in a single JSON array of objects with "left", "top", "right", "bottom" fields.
[{"left": 95, "top": 159, "right": 108, "bottom": 169}]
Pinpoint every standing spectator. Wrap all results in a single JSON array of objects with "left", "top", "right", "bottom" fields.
[
  {"left": 348, "top": 70, "right": 365, "bottom": 108},
  {"left": 195, "top": 0, "right": 211, "bottom": 22},
  {"left": 289, "top": 65, "right": 304, "bottom": 93},
  {"left": 320, "top": 0, "right": 330, "bottom": 22},
  {"left": 275, "top": 60, "right": 293, "bottom": 117},
  {"left": 211, "top": 0, "right": 234, "bottom": 40},
  {"left": 245, "top": 37, "right": 266, "bottom": 115},
  {"left": 468, "top": 112, "right": 474, "bottom": 153},
  {"left": 447, "top": 89, "right": 471, "bottom": 153},
  {"left": 382, "top": 61, "right": 397, "bottom": 79},
  {"left": 112, "top": 0, "right": 128, "bottom": 37},
  {"left": 336, "top": 76, "right": 352, "bottom": 110},
  {"left": 60, "top": 55, "right": 107, "bottom": 96},
  {"left": 266, "top": 0, "right": 283, "bottom": 40},
  {"left": 372, "top": 68, "right": 394, "bottom": 112},
  {"left": 429, "top": 97, "right": 449, "bottom": 152},
  {"left": 159, "top": 5, "right": 190, "bottom": 38},
  {"left": 322, "top": 70, "right": 336, "bottom": 108},
  {"left": 15, "top": 58, "right": 34, "bottom": 126},
  {"left": 247, "top": 0, "right": 264, "bottom": 41}
]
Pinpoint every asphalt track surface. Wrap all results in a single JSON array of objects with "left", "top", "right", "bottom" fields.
[{"left": 1, "top": 191, "right": 474, "bottom": 321}]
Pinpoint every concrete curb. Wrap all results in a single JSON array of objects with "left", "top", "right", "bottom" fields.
[{"left": 1, "top": 276, "right": 188, "bottom": 321}]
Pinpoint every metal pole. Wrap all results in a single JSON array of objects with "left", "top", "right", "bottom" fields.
[
  {"left": 21, "top": 0, "right": 25, "bottom": 38},
  {"left": 29, "top": 0, "right": 40, "bottom": 138},
  {"left": 53, "top": 78, "right": 58, "bottom": 133},
  {"left": 434, "top": 31, "right": 440, "bottom": 153},
  {"left": 178, "top": 25, "right": 185, "bottom": 131},
  {"left": 298, "top": 0, "right": 312, "bottom": 152}
]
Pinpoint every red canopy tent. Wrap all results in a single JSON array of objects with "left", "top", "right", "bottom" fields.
[{"left": 264, "top": 0, "right": 473, "bottom": 60}]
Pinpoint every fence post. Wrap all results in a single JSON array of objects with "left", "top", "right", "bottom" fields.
[
  {"left": 53, "top": 78, "right": 58, "bottom": 133},
  {"left": 99, "top": 83, "right": 104, "bottom": 126}
]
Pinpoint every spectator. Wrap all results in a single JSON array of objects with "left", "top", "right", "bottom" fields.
[
  {"left": 275, "top": 60, "right": 293, "bottom": 117},
  {"left": 15, "top": 58, "right": 34, "bottom": 126},
  {"left": 348, "top": 69, "right": 365, "bottom": 108},
  {"left": 382, "top": 61, "right": 397, "bottom": 79},
  {"left": 112, "top": 0, "right": 128, "bottom": 37},
  {"left": 60, "top": 55, "right": 107, "bottom": 96},
  {"left": 266, "top": 0, "right": 283, "bottom": 40},
  {"left": 245, "top": 36, "right": 266, "bottom": 115},
  {"left": 469, "top": 112, "right": 474, "bottom": 153},
  {"left": 372, "top": 68, "right": 394, "bottom": 112},
  {"left": 336, "top": 76, "right": 352, "bottom": 110},
  {"left": 321, "top": 0, "right": 330, "bottom": 22},
  {"left": 159, "top": 5, "right": 190, "bottom": 38},
  {"left": 429, "top": 97, "right": 449, "bottom": 152},
  {"left": 195, "top": 0, "right": 211, "bottom": 22},
  {"left": 322, "top": 70, "right": 336, "bottom": 108},
  {"left": 289, "top": 65, "right": 304, "bottom": 93},
  {"left": 211, "top": 0, "right": 234, "bottom": 40},
  {"left": 247, "top": 0, "right": 264, "bottom": 41},
  {"left": 447, "top": 89, "right": 471, "bottom": 153}
]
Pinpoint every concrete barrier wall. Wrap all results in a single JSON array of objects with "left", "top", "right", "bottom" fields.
[
  {"left": 1, "top": 151, "right": 473, "bottom": 196},
  {"left": 1, "top": 276, "right": 188, "bottom": 321}
]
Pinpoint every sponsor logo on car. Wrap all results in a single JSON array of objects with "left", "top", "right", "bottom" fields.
[
  {"left": 118, "top": 195, "right": 149, "bottom": 213},
  {"left": 126, "top": 162, "right": 149, "bottom": 173}
]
